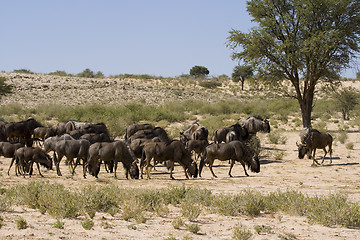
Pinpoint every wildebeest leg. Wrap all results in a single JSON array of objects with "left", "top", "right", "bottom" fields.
[
  {"left": 320, "top": 148, "right": 328, "bottom": 165},
  {"left": 312, "top": 149, "right": 320, "bottom": 165},
  {"left": 72, "top": 157, "right": 81, "bottom": 175},
  {"left": 67, "top": 158, "right": 75, "bottom": 173},
  {"left": 36, "top": 162, "right": 44, "bottom": 177},
  {"left": 7, "top": 157, "right": 16, "bottom": 176},
  {"left": 56, "top": 154, "right": 63, "bottom": 176},
  {"left": 113, "top": 160, "right": 118, "bottom": 179},
  {"left": 168, "top": 161, "right": 175, "bottom": 180},
  {"left": 239, "top": 160, "right": 249, "bottom": 176},
  {"left": 329, "top": 146, "right": 333, "bottom": 164},
  {"left": 145, "top": 158, "right": 152, "bottom": 179},
  {"left": 228, "top": 159, "right": 235, "bottom": 177},
  {"left": 208, "top": 159, "right": 217, "bottom": 178}
]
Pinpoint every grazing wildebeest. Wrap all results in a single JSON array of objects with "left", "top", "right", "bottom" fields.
[
  {"left": 239, "top": 116, "right": 270, "bottom": 135},
  {"left": 5, "top": 118, "right": 42, "bottom": 146},
  {"left": 33, "top": 127, "right": 56, "bottom": 140},
  {"left": 199, "top": 141, "right": 260, "bottom": 178},
  {"left": 213, "top": 123, "right": 249, "bottom": 144},
  {"left": 13, "top": 147, "right": 52, "bottom": 177},
  {"left": 180, "top": 122, "right": 208, "bottom": 143},
  {"left": 127, "top": 127, "right": 170, "bottom": 143},
  {"left": 85, "top": 141, "right": 139, "bottom": 179},
  {"left": 0, "top": 142, "right": 25, "bottom": 175},
  {"left": 0, "top": 121, "right": 8, "bottom": 141},
  {"left": 185, "top": 139, "right": 209, "bottom": 161},
  {"left": 124, "top": 123, "right": 154, "bottom": 141},
  {"left": 68, "top": 129, "right": 88, "bottom": 139},
  {"left": 51, "top": 121, "right": 68, "bottom": 136},
  {"left": 83, "top": 123, "right": 110, "bottom": 137},
  {"left": 129, "top": 137, "right": 161, "bottom": 159},
  {"left": 140, "top": 140, "right": 198, "bottom": 180},
  {"left": 80, "top": 133, "right": 112, "bottom": 144},
  {"left": 53, "top": 139, "right": 91, "bottom": 176},
  {"left": 297, "top": 128, "right": 333, "bottom": 165}
]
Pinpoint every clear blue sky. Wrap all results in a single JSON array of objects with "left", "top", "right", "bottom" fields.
[{"left": 1, "top": 0, "right": 358, "bottom": 78}]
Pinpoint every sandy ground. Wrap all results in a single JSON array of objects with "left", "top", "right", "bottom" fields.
[{"left": 0, "top": 73, "right": 359, "bottom": 239}]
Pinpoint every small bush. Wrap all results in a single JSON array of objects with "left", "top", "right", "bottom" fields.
[
  {"left": 198, "top": 80, "right": 221, "bottom": 89},
  {"left": 172, "top": 217, "right": 185, "bottom": 229},
  {"left": 254, "top": 224, "right": 272, "bottom": 234},
  {"left": 345, "top": 142, "right": 354, "bottom": 150},
  {"left": 81, "top": 218, "right": 94, "bottom": 230},
  {"left": 232, "top": 223, "right": 253, "bottom": 240},
  {"left": 268, "top": 131, "right": 287, "bottom": 144},
  {"left": 181, "top": 201, "right": 201, "bottom": 221},
  {"left": 53, "top": 219, "right": 64, "bottom": 229},
  {"left": 17, "top": 218, "right": 28, "bottom": 230},
  {"left": 338, "top": 131, "right": 348, "bottom": 144},
  {"left": 0, "top": 216, "right": 4, "bottom": 229},
  {"left": 186, "top": 223, "right": 200, "bottom": 234},
  {"left": 274, "top": 151, "right": 286, "bottom": 160}
]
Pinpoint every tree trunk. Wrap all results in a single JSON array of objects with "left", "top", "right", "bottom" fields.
[
  {"left": 241, "top": 80, "right": 244, "bottom": 90},
  {"left": 298, "top": 91, "right": 314, "bottom": 128}
]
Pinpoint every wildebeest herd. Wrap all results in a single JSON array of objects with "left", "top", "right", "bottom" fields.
[{"left": 0, "top": 115, "right": 333, "bottom": 180}]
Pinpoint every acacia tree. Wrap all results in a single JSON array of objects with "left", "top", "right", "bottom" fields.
[
  {"left": 227, "top": 0, "right": 360, "bottom": 127},
  {"left": 232, "top": 65, "right": 253, "bottom": 90},
  {"left": 0, "top": 77, "right": 12, "bottom": 98},
  {"left": 190, "top": 65, "right": 210, "bottom": 78}
]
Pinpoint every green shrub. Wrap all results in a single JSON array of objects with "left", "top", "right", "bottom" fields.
[
  {"left": 81, "top": 218, "right": 94, "bottom": 230},
  {"left": 53, "top": 219, "right": 64, "bottom": 229},
  {"left": 268, "top": 131, "right": 287, "bottom": 144},
  {"left": 16, "top": 218, "right": 28, "bottom": 230},
  {"left": 198, "top": 80, "right": 221, "bottom": 89},
  {"left": 172, "top": 217, "right": 184, "bottom": 229},
  {"left": 254, "top": 224, "right": 272, "bottom": 234},
  {"left": 181, "top": 200, "right": 201, "bottom": 222},
  {"left": 338, "top": 131, "right": 348, "bottom": 144},
  {"left": 345, "top": 142, "right": 354, "bottom": 150},
  {"left": 0, "top": 216, "right": 4, "bottom": 229},
  {"left": 186, "top": 223, "right": 200, "bottom": 234},
  {"left": 232, "top": 223, "right": 253, "bottom": 240}
]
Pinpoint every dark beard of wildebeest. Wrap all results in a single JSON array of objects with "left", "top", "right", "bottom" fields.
[
  {"left": 213, "top": 123, "right": 249, "bottom": 144},
  {"left": 85, "top": 141, "right": 139, "bottom": 179},
  {"left": 13, "top": 147, "right": 52, "bottom": 177},
  {"left": 239, "top": 116, "right": 270, "bottom": 135},
  {"left": 5, "top": 118, "right": 43, "bottom": 147},
  {"left": 124, "top": 123, "right": 154, "bottom": 141},
  {"left": 199, "top": 140, "right": 260, "bottom": 178},
  {"left": 297, "top": 128, "right": 333, "bottom": 165},
  {"left": 0, "top": 142, "right": 25, "bottom": 175},
  {"left": 53, "top": 139, "right": 91, "bottom": 176},
  {"left": 140, "top": 140, "right": 198, "bottom": 180}
]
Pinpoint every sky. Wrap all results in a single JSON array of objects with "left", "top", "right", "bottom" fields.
[{"left": 0, "top": 0, "right": 359, "bottom": 78}]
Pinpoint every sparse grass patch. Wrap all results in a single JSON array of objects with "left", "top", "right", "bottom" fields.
[
  {"left": 337, "top": 131, "right": 348, "bottom": 144},
  {"left": 232, "top": 223, "right": 253, "bottom": 240},
  {"left": 81, "top": 217, "right": 94, "bottom": 230},
  {"left": 172, "top": 217, "right": 185, "bottom": 229},
  {"left": 268, "top": 130, "right": 287, "bottom": 144},
  {"left": 185, "top": 223, "right": 200, "bottom": 234},
  {"left": 274, "top": 151, "right": 286, "bottom": 160},
  {"left": 53, "top": 219, "right": 64, "bottom": 229},
  {"left": 0, "top": 216, "right": 4, "bottom": 229},
  {"left": 346, "top": 142, "right": 354, "bottom": 150},
  {"left": 181, "top": 200, "right": 201, "bottom": 222},
  {"left": 254, "top": 224, "right": 272, "bottom": 234}
]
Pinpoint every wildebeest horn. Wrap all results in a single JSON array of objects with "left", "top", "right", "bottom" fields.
[{"left": 296, "top": 141, "right": 300, "bottom": 147}]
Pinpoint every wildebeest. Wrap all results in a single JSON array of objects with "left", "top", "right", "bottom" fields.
[
  {"left": 185, "top": 139, "right": 209, "bottom": 161},
  {"left": 5, "top": 118, "right": 43, "bottom": 146},
  {"left": 125, "top": 123, "right": 154, "bottom": 140},
  {"left": 140, "top": 140, "right": 198, "bottom": 180},
  {"left": 80, "top": 133, "right": 112, "bottom": 144},
  {"left": 213, "top": 123, "right": 249, "bottom": 144},
  {"left": 127, "top": 127, "right": 170, "bottom": 143},
  {"left": 33, "top": 127, "right": 56, "bottom": 140},
  {"left": 129, "top": 137, "right": 161, "bottom": 159},
  {"left": 199, "top": 141, "right": 260, "bottom": 178},
  {"left": 0, "top": 121, "right": 8, "bottom": 141},
  {"left": 297, "top": 128, "right": 333, "bottom": 165},
  {"left": 13, "top": 147, "right": 52, "bottom": 177},
  {"left": 239, "top": 116, "right": 270, "bottom": 135},
  {"left": 53, "top": 139, "right": 91, "bottom": 176},
  {"left": 0, "top": 142, "right": 25, "bottom": 175},
  {"left": 180, "top": 121, "right": 208, "bottom": 143},
  {"left": 85, "top": 141, "right": 139, "bottom": 179}
]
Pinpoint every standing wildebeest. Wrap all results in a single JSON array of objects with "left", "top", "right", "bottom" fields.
[
  {"left": 239, "top": 116, "right": 270, "bottom": 135},
  {"left": 185, "top": 139, "right": 209, "bottom": 162},
  {"left": 125, "top": 123, "right": 154, "bottom": 141},
  {"left": 80, "top": 133, "right": 112, "bottom": 144},
  {"left": 5, "top": 118, "right": 42, "bottom": 146},
  {"left": 297, "top": 128, "right": 333, "bottom": 165},
  {"left": 180, "top": 122, "right": 209, "bottom": 143},
  {"left": 85, "top": 141, "right": 139, "bottom": 179},
  {"left": 199, "top": 141, "right": 260, "bottom": 178},
  {"left": 51, "top": 121, "right": 68, "bottom": 136},
  {"left": 0, "top": 121, "right": 8, "bottom": 141},
  {"left": 13, "top": 147, "right": 52, "bottom": 177},
  {"left": 53, "top": 139, "right": 91, "bottom": 176},
  {"left": 140, "top": 140, "right": 198, "bottom": 180},
  {"left": 0, "top": 142, "right": 24, "bottom": 175},
  {"left": 213, "top": 122, "right": 249, "bottom": 144}
]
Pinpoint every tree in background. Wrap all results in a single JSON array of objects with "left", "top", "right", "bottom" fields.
[
  {"left": 331, "top": 86, "right": 359, "bottom": 120},
  {"left": 227, "top": 0, "right": 360, "bottom": 127},
  {"left": 190, "top": 66, "right": 209, "bottom": 78},
  {"left": 357, "top": 71, "right": 360, "bottom": 79},
  {"left": 0, "top": 77, "right": 13, "bottom": 98},
  {"left": 232, "top": 65, "right": 253, "bottom": 90},
  {"left": 77, "top": 68, "right": 104, "bottom": 78}
]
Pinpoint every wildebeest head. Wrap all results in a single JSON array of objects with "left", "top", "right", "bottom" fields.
[
  {"left": 129, "top": 161, "right": 139, "bottom": 179},
  {"left": 263, "top": 119, "right": 271, "bottom": 133},
  {"left": 187, "top": 161, "right": 198, "bottom": 178},
  {"left": 37, "top": 150, "right": 53, "bottom": 170},
  {"left": 250, "top": 154, "right": 260, "bottom": 173},
  {"left": 297, "top": 142, "right": 309, "bottom": 159}
]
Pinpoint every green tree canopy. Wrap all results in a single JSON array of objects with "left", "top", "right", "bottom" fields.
[
  {"left": 190, "top": 66, "right": 210, "bottom": 78},
  {"left": 0, "top": 77, "right": 13, "bottom": 98},
  {"left": 227, "top": 0, "right": 360, "bottom": 127},
  {"left": 331, "top": 86, "right": 359, "bottom": 120},
  {"left": 232, "top": 65, "right": 253, "bottom": 90}
]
